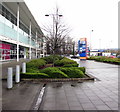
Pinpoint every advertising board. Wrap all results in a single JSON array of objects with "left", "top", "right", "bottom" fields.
[{"left": 78, "top": 38, "right": 87, "bottom": 60}]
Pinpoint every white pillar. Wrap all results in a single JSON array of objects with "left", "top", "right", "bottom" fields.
[
  {"left": 40, "top": 41, "right": 41, "bottom": 58},
  {"left": 16, "top": 65, "right": 20, "bottom": 83},
  {"left": 36, "top": 30, "right": 38, "bottom": 58},
  {"left": 29, "top": 20, "right": 32, "bottom": 59},
  {"left": 22, "top": 62, "right": 26, "bottom": 73},
  {"left": 43, "top": 38, "right": 45, "bottom": 57},
  {"left": 43, "top": 42, "right": 45, "bottom": 57},
  {"left": 17, "top": 3, "right": 19, "bottom": 62},
  {"left": 24, "top": 48, "right": 26, "bottom": 59},
  {"left": 7, "top": 67, "right": 13, "bottom": 89}
]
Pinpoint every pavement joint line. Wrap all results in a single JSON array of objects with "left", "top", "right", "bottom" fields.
[
  {"left": 33, "top": 86, "right": 46, "bottom": 110},
  {"left": 86, "top": 72, "right": 101, "bottom": 81}
]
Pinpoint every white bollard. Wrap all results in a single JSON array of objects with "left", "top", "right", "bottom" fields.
[
  {"left": 22, "top": 62, "right": 26, "bottom": 73},
  {"left": 16, "top": 65, "right": 20, "bottom": 83},
  {"left": 7, "top": 67, "right": 13, "bottom": 89}
]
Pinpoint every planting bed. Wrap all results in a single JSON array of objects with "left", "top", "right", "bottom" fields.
[
  {"left": 88, "top": 56, "right": 120, "bottom": 65},
  {"left": 20, "top": 55, "right": 95, "bottom": 81}
]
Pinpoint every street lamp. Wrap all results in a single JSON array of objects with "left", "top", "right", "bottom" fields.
[
  {"left": 90, "top": 30, "right": 93, "bottom": 50},
  {"left": 99, "top": 38, "right": 101, "bottom": 50},
  {"left": 45, "top": 13, "right": 63, "bottom": 54},
  {"left": 45, "top": 14, "right": 49, "bottom": 16},
  {"left": 45, "top": 14, "right": 63, "bottom": 34},
  {"left": 45, "top": 14, "right": 63, "bottom": 17}
]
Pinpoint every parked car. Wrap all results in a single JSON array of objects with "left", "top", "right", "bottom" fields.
[
  {"left": 70, "top": 55, "right": 73, "bottom": 57},
  {"left": 109, "top": 55, "right": 116, "bottom": 58},
  {"left": 71, "top": 55, "right": 79, "bottom": 59},
  {"left": 117, "top": 55, "right": 120, "bottom": 58}
]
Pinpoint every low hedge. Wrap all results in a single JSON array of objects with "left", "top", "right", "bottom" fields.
[
  {"left": 41, "top": 55, "right": 64, "bottom": 64},
  {"left": 27, "top": 59, "right": 46, "bottom": 72},
  {"left": 26, "top": 68, "right": 40, "bottom": 73},
  {"left": 21, "top": 66, "right": 86, "bottom": 79},
  {"left": 70, "top": 67, "right": 86, "bottom": 74},
  {"left": 60, "top": 66, "right": 86, "bottom": 73},
  {"left": 63, "top": 64, "right": 79, "bottom": 67},
  {"left": 24, "top": 55, "right": 86, "bottom": 79},
  {"left": 54, "top": 57, "right": 77, "bottom": 66},
  {"left": 88, "top": 56, "right": 120, "bottom": 65},
  {"left": 40, "top": 67, "right": 59, "bottom": 74},
  {"left": 59, "top": 67, "right": 85, "bottom": 78},
  {"left": 40, "top": 67, "right": 68, "bottom": 78},
  {"left": 21, "top": 73, "right": 49, "bottom": 78},
  {"left": 50, "top": 70, "right": 69, "bottom": 78},
  {"left": 87, "top": 56, "right": 102, "bottom": 60}
]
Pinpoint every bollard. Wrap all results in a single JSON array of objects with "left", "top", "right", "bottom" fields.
[
  {"left": 16, "top": 65, "right": 20, "bottom": 83},
  {"left": 22, "top": 62, "right": 26, "bottom": 73},
  {"left": 7, "top": 67, "right": 13, "bottom": 89}
]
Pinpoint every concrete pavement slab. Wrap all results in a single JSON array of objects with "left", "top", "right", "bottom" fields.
[
  {"left": 39, "top": 60, "right": 118, "bottom": 111},
  {"left": 2, "top": 80, "right": 44, "bottom": 110}
]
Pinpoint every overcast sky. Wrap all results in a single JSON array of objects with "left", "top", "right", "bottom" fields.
[{"left": 24, "top": 0, "right": 118, "bottom": 49}]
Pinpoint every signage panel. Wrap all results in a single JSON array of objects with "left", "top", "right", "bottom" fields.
[{"left": 78, "top": 38, "right": 87, "bottom": 60}]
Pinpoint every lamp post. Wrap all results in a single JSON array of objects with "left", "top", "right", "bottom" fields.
[
  {"left": 99, "top": 38, "right": 101, "bottom": 50},
  {"left": 90, "top": 30, "right": 93, "bottom": 50},
  {"left": 72, "top": 41, "right": 75, "bottom": 55},
  {"left": 45, "top": 11, "right": 63, "bottom": 54}
]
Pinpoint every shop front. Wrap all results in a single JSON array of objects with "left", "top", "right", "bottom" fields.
[
  {"left": 0, "top": 42, "right": 28, "bottom": 61},
  {"left": 0, "top": 42, "right": 11, "bottom": 61}
]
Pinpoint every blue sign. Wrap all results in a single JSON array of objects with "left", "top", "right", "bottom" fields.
[{"left": 78, "top": 40, "right": 87, "bottom": 58}]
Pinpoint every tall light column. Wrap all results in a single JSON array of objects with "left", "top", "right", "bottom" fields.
[
  {"left": 17, "top": 3, "right": 19, "bottom": 62},
  {"left": 99, "top": 38, "right": 101, "bottom": 49},
  {"left": 29, "top": 20, "right": 31, "bottom": 59},
  {"left": 45, "top": 13, "right": 63, "bottom": 54},
  {"left": 40, "top": 40, "right": 41, "bottom": 58},
  {"left": 90, "top": 30, "right": 93, "bottom": 50},
  {"left": 43, "top": 38, "right": 45, "bottom": 57},
  {"left": 36, "top": 30, "right": 37, "bottom": 58}
]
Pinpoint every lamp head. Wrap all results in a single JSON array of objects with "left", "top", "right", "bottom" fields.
[{"left": 45, "top": 14, "right": 49, "bottom": 16}]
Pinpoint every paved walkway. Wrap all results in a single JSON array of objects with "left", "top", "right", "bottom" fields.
[
  {"left": 2, "top": 80, "right": 44, "bottom": 110},
  {"left": 1, "top": 58, "right": 31, "bottom": 111},
  {"left": 39, "top": 60, "right": 118, "bottom": 111}
]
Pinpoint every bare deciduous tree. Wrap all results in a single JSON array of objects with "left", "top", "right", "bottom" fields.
[{"left": 42, "top": 7, "right": 72, "bottom": 55}]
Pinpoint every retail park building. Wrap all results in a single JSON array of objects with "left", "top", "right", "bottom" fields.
[{"left": 0, "top": 2, "right": 47, "bottom": 61}]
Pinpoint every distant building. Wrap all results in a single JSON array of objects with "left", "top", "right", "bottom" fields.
[{"left": 90, "top": 49, "right": 113, "bottom": 56}]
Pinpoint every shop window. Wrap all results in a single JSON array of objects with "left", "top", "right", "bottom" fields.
[
  {"left": 6, "top": 9, "right": 11, "bottom": 21},
  {"left": 0, "top": 4, "right": 2, "bottom": 15},
  {"left": 2, "top": 5, "right": 5, "bottom": 17},
  {"left": 2, "top": 5, "right": 11, "bottom": 22},
  {"left": 0, "top": 49, "right": 2, "bottom": 60},
  {"left": 2, "top": 49, "right": 10, "bottom": 60}
]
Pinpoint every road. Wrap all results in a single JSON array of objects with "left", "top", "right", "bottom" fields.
[{"left": 39, "top": 59, "right": 118, "bottom": 111}]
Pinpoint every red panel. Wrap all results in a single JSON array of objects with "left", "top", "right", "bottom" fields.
[{"left": 0, "top": 43, "right": 11, "bottom": 50}]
